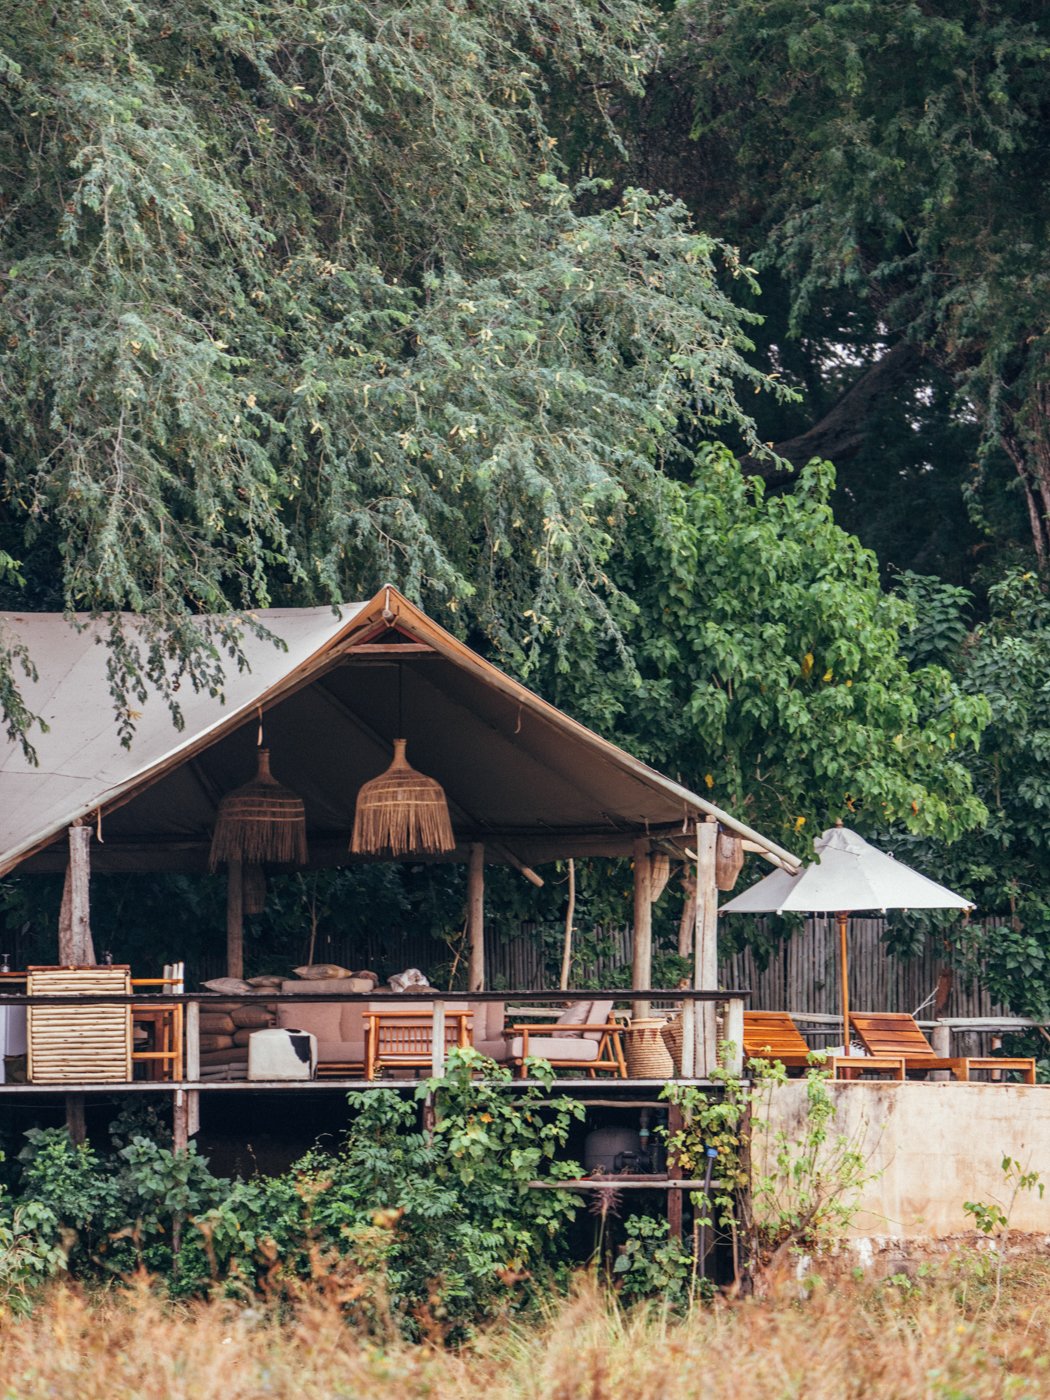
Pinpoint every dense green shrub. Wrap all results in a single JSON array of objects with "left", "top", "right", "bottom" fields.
[{"left": 0, "top": 1050, "right": 585, "bottom": 1336}]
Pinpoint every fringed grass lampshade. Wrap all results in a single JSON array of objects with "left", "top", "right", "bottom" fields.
[
  {"left": 209, "top": 748, "right": 308, "bottom": 870},
  {"left": 351, "top": 738, "right": 455, "bottom": 856}
]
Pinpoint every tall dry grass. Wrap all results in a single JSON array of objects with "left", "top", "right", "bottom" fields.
[{"left": 1, "top": 1260, "right": 1048, "bottom": 1399}]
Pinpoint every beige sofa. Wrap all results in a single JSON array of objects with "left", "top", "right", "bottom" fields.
[{"left": 274, "top": 987, "right": 621, "bottom": 1076}]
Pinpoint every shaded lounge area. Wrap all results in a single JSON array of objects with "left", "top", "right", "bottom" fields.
[{"left": 0, "top": 585, "right": 799, "bottom": 1121}]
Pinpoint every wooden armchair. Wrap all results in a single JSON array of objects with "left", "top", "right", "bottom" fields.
[
  {"left": 851, "top": 1013, "right": 1035, "bottom": 1084},
  {"left": 505, "top": 999, "right": 627, "bottom": 1079}
]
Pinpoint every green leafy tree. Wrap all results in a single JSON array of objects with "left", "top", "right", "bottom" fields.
[
  {"left": 672, "top": 0, "right": 1050, "bottom": 569},
  {"left": 895, "top": 571, "right": 1050, "bottom": 1015},
  {"left": 543, "top": 449, "right": 989, "bottom": 844},
  {"left": 0, "top": 0, "right": 785, "bottom": 740}
]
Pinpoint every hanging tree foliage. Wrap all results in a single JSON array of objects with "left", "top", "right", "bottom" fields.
[{"left": 0, "top": 0, "right": 783, "bottom": 745}]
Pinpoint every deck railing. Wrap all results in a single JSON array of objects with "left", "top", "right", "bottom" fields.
[{"left": 0, "top": 987, "right": 750, "bottom": 1086}]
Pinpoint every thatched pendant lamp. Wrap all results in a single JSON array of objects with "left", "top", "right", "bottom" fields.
[
  {"left": 351, "top": 738, "right": 455, "bottom": 856},
  {"left": 209, "top": 748, "right": 309, "bottom": 870}
]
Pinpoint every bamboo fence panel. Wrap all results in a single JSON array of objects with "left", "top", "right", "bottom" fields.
[{"left": 27, "top": 966, "right": 132, "bottom": 1082}]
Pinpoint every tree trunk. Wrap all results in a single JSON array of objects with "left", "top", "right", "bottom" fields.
[
  {"left": 1002, "top": 381, "right": 1050, "bottom": 567},
  {"left": 740, "top": 340, "right": 923, "bottom": 482}
]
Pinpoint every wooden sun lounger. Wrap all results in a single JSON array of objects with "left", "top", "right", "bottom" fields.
[
  {"left": 744, "top": 1011, "right": 904, "bottom": 1081},
  {"left": 743, "top": 1011, "right": 813, "bottom": 1069},
  {"left": 851, "top": 1012, "right": 1036, "bottom": 1084}
]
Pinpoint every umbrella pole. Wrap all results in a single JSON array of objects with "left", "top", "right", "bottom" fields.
[{"left": 837, "top": 910, "right": 850, "bottom": 1052}]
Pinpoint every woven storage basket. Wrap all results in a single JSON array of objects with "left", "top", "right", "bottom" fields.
[
  {"left": 623, "top": 1018, "right": 674, "bottom": 1079},
  {"left": 661, "top": 1015, "right": 684, "bottom": 1075},
  {"left": 661, "top": 1010, "right": 727, "bottom": 1075}
]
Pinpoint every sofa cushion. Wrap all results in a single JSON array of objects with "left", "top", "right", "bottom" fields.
[
  {"left": 469, "top": 1001, "right": 504, "bottom": 1044},
  {"left": 553, "top": 1001, "right": 591, "bottom": 1035},
  {"left": 280, "top": 978, "right": 364, "bottom": 996},
  {"left": 584, "top": 1000, "right": 614, "bottom": 1042},
  {"left": 507, "top": 1036, "right": 599, "bottom": 1063},
  {"left": 277, "top": 1000, "right": 343, "bottom": 1047}
]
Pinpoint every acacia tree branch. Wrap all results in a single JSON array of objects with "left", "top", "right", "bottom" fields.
[{"left": 741, "top": 339, "right": 924, "bottom": 482}]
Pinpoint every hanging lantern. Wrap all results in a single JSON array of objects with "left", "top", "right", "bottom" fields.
[
  {"left": 209, "top": 748, "right": 309, "bottom": 870},
  {"left": 351, "top": 738, "right": 455, "bottom": 856},
  {"left": 715, "top": 829, "right": 745, "bottom": 891}
]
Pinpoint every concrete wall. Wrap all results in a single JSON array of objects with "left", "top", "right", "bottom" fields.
[{"left": 754, "top": 1081, "right": 1050, "bottom": 1239}]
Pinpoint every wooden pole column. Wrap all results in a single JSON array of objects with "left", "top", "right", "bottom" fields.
[
  {"left": 632, "top": 839, "right": 653, "bottom": 1018},
  {"left": 226, "top": 859, "right": 244, "bottom": 980},
  {"left": 59, "top": 823, "right": 96, "bottom": 965},
  {"left": 467, "top": 843, "right": 485, "bottom": 992},
  {"left": 694, "top": 819, "right": 719, "bottom": 1077}
]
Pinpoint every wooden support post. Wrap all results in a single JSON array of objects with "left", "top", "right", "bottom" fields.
[
  {"left": 632, "top": 839, "right": 653, "bottom": 1018},
  {"left": 431, "top": 1000, "right": 446, "bottom": 1078},
  {"left": 186, "top": 1001, "right": 201, "bottom": 1083},
  {"left": 60, "top": 824, "right": 95, "bottom": 965},
  {"left": 724, "top": 996, "right": 745, "bottom": 1078},
  {"left": 677, "top": 876, "right": 696, "bottom": 958},
  {"left": 173, "top": 1089, "right": 189, "bottom": 1153},
  {"left": 680, "top": 1000, "right": 696, "bottom": 1078},
  {"left": 65, "top": 1093, "right": 86, "bottom": 1145},
  {"left": 226, "top": 859, "right": 244, "bottom": 980},
  {"left": 58, "top": 866, "right": 73, "bottom": 963},
  {"left": 666, "top": 1100, "right": 684, "bottom": 1240},
  {"left": 558, "top": 858, "right": 576, "bottom": 991},
  {"left": 467, "top": 843, "right": 485, "bottom": 992},
  {"left": 694, "top": 820, "right": 719, "bottom": 1077}
]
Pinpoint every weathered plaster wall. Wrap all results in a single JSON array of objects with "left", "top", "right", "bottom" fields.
[{"left": 754, "top": 1081, "right": 1050, "bottom": 1239}]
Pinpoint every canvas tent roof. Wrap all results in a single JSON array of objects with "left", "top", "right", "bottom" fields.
[{"left": 0, "top": 587, "right": 800, "bottom": 876}]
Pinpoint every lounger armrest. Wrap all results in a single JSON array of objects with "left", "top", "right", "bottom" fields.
[{"left": 507, "top": 1023, "right": 617, "bottom": 1034}]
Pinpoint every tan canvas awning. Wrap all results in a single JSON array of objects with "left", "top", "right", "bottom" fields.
[{"left": 0, "top": 587, "right": 800, "bottom": 876}]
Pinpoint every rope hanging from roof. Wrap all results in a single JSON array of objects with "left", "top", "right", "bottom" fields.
[
  {"left": 209, "top": 748, "right": 309, "bottom": 870},
  {"left": 350, "top": 738, "right": 455, "bottom": 856}
]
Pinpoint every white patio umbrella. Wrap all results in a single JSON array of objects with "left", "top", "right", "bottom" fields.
[{"left": 719, "top": 823, "right": 973, "bottom": 1047}]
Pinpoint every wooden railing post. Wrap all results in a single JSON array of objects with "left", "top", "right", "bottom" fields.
[
  {"left": 930, "top": 1020, "right": 951, "bottom": 1082},
  {"left": 723, "top": 997, "right": 745, "bottom": 1078},
  {"left": 186, "top": 1000, "right": 200, "bottom": 1082},
  {"left": 431, "top": 999, "right": 446, "bottom": 1078},
  {"left": 680, "top": 999, "right": 696, "bottom": 1079}
]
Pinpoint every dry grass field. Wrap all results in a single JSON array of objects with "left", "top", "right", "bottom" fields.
[{"left": 1, "top": 1257, "right": 1049, "bottom": 1400}]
